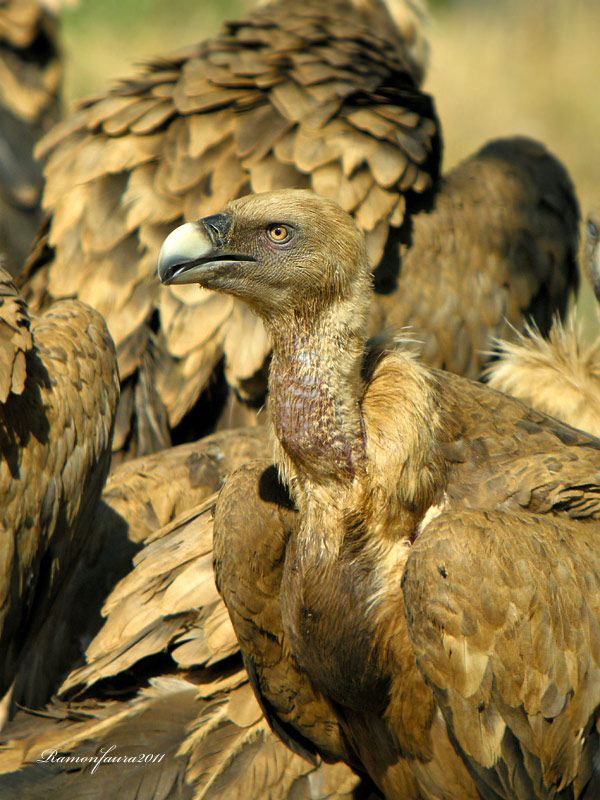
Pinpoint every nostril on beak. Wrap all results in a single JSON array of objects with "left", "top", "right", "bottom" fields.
[{"left": 201, "top": 213, "right": 232, "bottom": 248}]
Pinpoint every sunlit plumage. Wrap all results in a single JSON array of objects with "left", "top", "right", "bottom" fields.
[{"left": 156, "top": 189, "right": 600, "bottom": 799}]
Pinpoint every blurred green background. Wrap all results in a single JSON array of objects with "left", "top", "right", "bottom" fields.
[{"left": 56, "top": 0, "right": 600, "bottom": 337}]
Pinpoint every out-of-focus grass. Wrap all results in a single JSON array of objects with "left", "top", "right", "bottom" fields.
[
  {"left": 57, "top": 0, "right": 600, "bottom": 336},
  {"left": 427, "top": 1, "right": 600, "bottom": 206},
  {"left": 58, "top": 0, "right": 250, "bottom": 101}
]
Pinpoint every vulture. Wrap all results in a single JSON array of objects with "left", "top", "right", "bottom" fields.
[
  {"left": 0, "top": 428, "right": 378, "bottom": 800},
  {"left": 0, "top": 265, "right": 119, "bottom": 725},
  {"left": 0, "top": 0, "right": 62, "bottom": 276},
  {"left": 486, "top": 206, "right": 600, "bottom": 436},
  {"left": 157, "top": 189, "right": 600, "bottom": 800},
  {"left": 19, "top": 0, "right": 579, "bottom": 460}
]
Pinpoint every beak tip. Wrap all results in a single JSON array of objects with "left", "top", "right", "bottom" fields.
[
  {"left": 156, "top": 221, "right": 209, "bottom": 286},
  {"left": 156, "top": 243, "right": 174, "bottom": 285}
]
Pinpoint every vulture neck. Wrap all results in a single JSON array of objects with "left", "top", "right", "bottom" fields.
[{"left": 265, "top": 287, "right": 369, "bottom": 508}]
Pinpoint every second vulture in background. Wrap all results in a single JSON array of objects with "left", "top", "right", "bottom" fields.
[
  {"left": 0, "top": 0, "right": 63, "bottom": 276},
  {"left": 0, "top": 265, "right": 118, "bottom": 726},
  {"left": 20, "top": 0, "right": 579, "bottom": 460},
  {"left": 487, "top": 205, "right": 600, "bottom": 435},
  {"left": 158, "top": 189, "right": 600, "bottom": 800}
]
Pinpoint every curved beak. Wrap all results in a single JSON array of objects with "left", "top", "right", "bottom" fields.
[{"left": 157, "top": 212, "right": 255, "bottom": 286}]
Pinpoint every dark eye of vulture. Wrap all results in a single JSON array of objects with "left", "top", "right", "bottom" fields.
[
  {"left": 267, "top": 224, "right": 292, "bottom": 243},
  {"left": 159, "top": 188, "right": 600, "bottom": 800}
]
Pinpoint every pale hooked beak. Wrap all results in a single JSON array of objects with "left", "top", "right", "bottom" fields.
[{"left": 157, "top": 212, "right": 255, "bottom": 286}]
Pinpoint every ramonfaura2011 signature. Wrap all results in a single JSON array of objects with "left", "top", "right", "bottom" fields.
[{"left": 37, "top": 746, "right": 165, "bottom": 775}]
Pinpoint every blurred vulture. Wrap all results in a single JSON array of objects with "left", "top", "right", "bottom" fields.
[
  {"left": 0, "top": 266, "right": 118, "bottom": 726},
  {"left": 20, "top": 0, "right": 579, "bottom": 460},
  {"left": 0, "top": 0, "right": 63, "bottom": 276},
  {"left": 158, "top": 190, "right": 600, "bottom": 800},
  {"left": 487, "top": 206, "right": 600, "bottom": 435},
  {"left": 0, "top": 428, "right": 378, "bottom": 800}
]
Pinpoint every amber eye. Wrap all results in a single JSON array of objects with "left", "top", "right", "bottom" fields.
[{"left": 267, "top": 224, "right": 290, "bottom": 243}]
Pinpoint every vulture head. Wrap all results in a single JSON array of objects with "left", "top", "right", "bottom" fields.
[{"left": 157, "top": 190, "right": 372, "bottom": 326}]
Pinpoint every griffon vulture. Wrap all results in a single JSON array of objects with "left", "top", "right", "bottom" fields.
[{"left": 157, "top": 189, "right": 600, "bottom": 800}]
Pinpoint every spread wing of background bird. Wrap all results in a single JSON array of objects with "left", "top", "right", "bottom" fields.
[
  {"left": 19, "top": 1, "right": 580, "bottom": 463},
  {"left": 21, "top": 0, "right": 438, "bottom": 460},
  {"left": 0, "top": 266, "right": 119, "bottom": 723},
  {"left": 6, "top": 427, "right": 271, "bottom": 719},
  {"left": 0, "top": 0, "right": 63, "bottom": 277}
]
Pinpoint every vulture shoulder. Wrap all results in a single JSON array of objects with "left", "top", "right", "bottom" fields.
[
  {"left": 158, "top": 189, "right": 600, "bottom": 799},
  {"left": 0, "top": 268, "right": 119, "bottom": 718},
  {"left": 397, "top": 365, "right": 600, "bottom": 799},
  {"left": 19, "top": 0, "right": 440, "bottom": 459},
  {"left": 486, "top": 205, "right": 600, "bottom": 434},
  {"left": 0, "top": 0, "right": 62, "bottom": 276}
]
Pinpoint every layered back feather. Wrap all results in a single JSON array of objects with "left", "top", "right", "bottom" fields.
[{"left": 19, "top": 1, "right": 579, "bottom": 465}]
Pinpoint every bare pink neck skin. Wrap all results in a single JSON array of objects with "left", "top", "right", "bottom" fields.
[{"left": 266, "top": 304, "right": 368, "bottom": 488}]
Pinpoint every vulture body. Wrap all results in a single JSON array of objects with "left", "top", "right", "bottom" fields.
[
  {"left": 374, "top": 136, "right": 579, "bottom": 377},
  {"left": 0, "top": 267, "right": 118, "bottom": 723},
  {"left": 0, "top": 428, "right": 377, "bottom": 800},
  {"left": 487, "top": 207, "right": 600, "bottom": 435},
  {"left": 20, "top": 0, "right": 578, "bottom": 459},
  {"left": 158, "top": 190, "right": 600, "bottom": 800},
  {"left": 0, "top": 0, "right": 62, "bottom": 276}
]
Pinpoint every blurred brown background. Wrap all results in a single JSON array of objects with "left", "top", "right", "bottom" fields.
[{"left": 56, "top": 0, "right": 600, "bottom": 336}]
